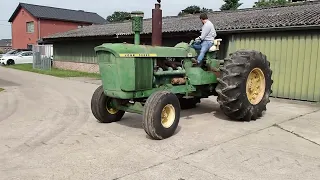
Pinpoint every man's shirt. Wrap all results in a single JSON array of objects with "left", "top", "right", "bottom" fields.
[{"left": 200, "top": 20, "right": 217, "bottom": 41}]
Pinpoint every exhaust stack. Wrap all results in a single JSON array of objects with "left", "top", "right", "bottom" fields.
[{"left": 152, "top": 3, "right": 162, "bottom": 46}]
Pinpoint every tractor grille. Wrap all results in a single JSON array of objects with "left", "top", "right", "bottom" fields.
[{"left": 134, "top": 58, "right": 153, "bottom": 90}]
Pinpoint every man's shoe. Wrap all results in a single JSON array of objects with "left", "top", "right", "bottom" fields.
[{"left": 191, "top": 58, "right": 198, "bottom": 64}]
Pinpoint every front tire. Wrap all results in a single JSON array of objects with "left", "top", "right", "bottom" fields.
[
  {"left": 7, "top": 59, "right": 15, "bottom": 66},
  {"left": 216, "top": 50, "right": 273, "bottom": 121},
  {"left": 91, "top": 85, "right": 125, "bottom": 123},
  {"left": 143, "top": 91, "right": 181, "bottom": 140}
]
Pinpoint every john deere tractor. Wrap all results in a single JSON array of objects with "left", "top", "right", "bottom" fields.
[{"left": 91, "top": 8, "right": 273, "bottom": 140}]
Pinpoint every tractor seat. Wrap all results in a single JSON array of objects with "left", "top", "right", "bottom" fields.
[{"left": 209, "top": 39, "right": 222, "bottom": 52}]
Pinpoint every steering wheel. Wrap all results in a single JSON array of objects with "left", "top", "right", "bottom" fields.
[{"left": 189, "top": 39, "right": 195, "bottom": 46}]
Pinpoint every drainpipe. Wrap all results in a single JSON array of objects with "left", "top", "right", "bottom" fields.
[
  {"left": 152, "top": 2, "right": 162, "bottom": 46},
  {"left": 131, "top": 11, "right": 144, "bottom": 45},
  {"left": 38, "top": 18, "right": 41, "bottom": 43}
]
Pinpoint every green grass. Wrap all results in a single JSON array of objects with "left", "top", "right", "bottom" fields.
[
  {"left": 4, "top": 64, "right": 101, "bottom": 79},
  {"left": 0, "top": 88, "right": 4, "bottom": 92}
]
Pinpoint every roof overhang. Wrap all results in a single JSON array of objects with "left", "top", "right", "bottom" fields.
[
  {"left": 8, "top": 3, "right": 25, "bottom": 22},
  {"left": 218, "top": 25, "right": 320, "bottom": 34},
  {"left": 8, "top": 3, "right": 105, "bottom": 24},
  {"left": 41, "top": 24, "right": 320, "bottom": 44}
]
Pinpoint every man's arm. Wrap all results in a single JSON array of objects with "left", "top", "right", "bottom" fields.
[
  {"left": 199, "top": 23, "right": 210, "bottom": 40},
  {"left": 212, "top": 26, "right": 217, "bottom": 39}
]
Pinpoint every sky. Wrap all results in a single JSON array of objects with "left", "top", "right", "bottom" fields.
[{"left": 0, "top": 0, "right": 256, "bottom": 39}]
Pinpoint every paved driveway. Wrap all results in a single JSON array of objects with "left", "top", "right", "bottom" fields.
[{"left": 0, "top": 67, "right": 320, "bottom": 180}]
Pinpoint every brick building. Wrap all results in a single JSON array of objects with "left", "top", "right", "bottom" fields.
[
  {"left": 0, "top": 39, "right": 12, "bottom": 53},
  {"left": 8, "top": 3, "right": 106, "bottom": 49}
]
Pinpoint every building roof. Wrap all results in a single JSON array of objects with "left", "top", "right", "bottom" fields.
[
  {"left": 0, "top": 39, "right": 12, "bottom": 47},
  {"left": 44, "top": 1, "right": 320, "bottom": 40},
  {"left": 8, "top": 3, "right": 106, "bottom": 24}
]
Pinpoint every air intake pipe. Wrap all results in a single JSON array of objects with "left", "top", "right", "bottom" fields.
[{"left": 131, "top": 11, "right": 144, "bottom": 45}]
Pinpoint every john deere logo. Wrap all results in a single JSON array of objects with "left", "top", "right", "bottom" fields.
[{"left": 119, "top": 53, "right": 157, "bottom": 57}]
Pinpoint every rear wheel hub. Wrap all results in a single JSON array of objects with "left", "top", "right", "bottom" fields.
[{"left": 246, "top": 68, "right": 266, "bottom": 105}]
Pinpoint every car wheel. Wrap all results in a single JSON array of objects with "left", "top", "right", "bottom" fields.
[{"left": 7, "top": 59, "right": 15, "bottom": 66}]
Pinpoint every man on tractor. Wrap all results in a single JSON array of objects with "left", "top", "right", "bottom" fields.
[{"left": 191, "top": 13, "right": 217, "bottom": 66}]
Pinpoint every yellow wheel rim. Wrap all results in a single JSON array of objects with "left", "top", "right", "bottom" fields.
[
  {"left": 161, "top": 104, "right": 175, "bottom": 128},
  {"left": 106, "top": 98, "right": 118, "bottom": 115},
  {"left": 246, "top": 68, "right": 266, "bottom": 105}
]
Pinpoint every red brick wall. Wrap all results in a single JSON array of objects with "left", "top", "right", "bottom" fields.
[
  {"left": 40, "top": 20, "right": 91, "bottom": 38},
  {"left": 11, "top": 8, "right": 39, "bottom": 49},
  {"left": 11, "top": 7, "right": 93, "bottom": 49}
]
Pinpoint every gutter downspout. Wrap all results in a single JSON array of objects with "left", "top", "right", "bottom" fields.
[{"left": 38, "top": 18, "right": 41, "bottom": 44}]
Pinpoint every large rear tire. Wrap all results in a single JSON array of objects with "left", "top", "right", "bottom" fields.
[
  {"left": 143, "top": 91, "right": 181, "bottom": 140},
  {"left": 91, "top": 85, "right": 125, "bottom": 123},
  {"left": 216, "top": 50, "right": 273, "bottom": 121}
]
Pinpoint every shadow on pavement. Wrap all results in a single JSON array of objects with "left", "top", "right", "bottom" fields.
[
  {"left": 116, "top": 98, "right": 239, "bottom": 131},
  {"left": 117, "top": 113, "right": 143, "bottom": 129},
  {"left": 0, "top": 78, "right": 20, "bottom": 87}
]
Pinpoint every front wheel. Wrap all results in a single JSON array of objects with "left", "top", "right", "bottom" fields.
[
  {"left": 7, "top": 59, "right": 15, "bottom": 66},
  {"left": 143, "top": 91, "right": 181, "bottom": 140},
  {"left": 216, "top": 50, "right": 273, "bottom": 121},
  {"left": 91, "top": 85, "right": 125, "bottom": 123}
]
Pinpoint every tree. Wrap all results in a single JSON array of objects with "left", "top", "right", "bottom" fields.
[
  {"left": 106, "top": 11, "right": 131, "bottom": 23},
  {"left": 201, "top": 8, "right": 214, "bottom": 13},
  {"left": 253, "top": 0, "right": 289, "bottom": 8},
  {"left": 178, "top": 5, "right": 213, "bottom": 16},
  {"left": 220, "top": 0, "right": 243, "bottom": 11}
]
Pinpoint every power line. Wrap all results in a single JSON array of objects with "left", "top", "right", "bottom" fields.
[{"left": 0, "top": 24, "right": 11, "bottom": 26}]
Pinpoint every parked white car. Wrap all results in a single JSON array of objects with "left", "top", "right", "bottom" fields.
[{"left": 0, "top": 51, "right": 33, "bottom": 65}]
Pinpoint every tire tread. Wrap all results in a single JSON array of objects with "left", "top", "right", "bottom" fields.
[
  {"left": 91, "top": 85, "right": 125, "bottom": 123},
  {"left": 143, "top": 91, "right": 180, "bottom": 140},
  {"left": 216, "top": 50, "right": 273, "bottom": 121}
]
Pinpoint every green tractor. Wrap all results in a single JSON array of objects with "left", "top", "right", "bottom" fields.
[{"left": 91, "top": 10, "right": 273, "bottom": 140}]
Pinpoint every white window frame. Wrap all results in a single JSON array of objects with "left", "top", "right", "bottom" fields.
[{"left": 26, "top": 21, "right": 34, "bottom": 33}]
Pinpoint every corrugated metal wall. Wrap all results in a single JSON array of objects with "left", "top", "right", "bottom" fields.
[
  {"left": 227, "top": 30, "right": 320, "bottom": 102},
  {"left": 54, "top": 41, "right": 104, "bottom": 64},
  {"left": 53, "top": 37, "right": 198, "bottom": 64},
  {"left": 53, "top": 38, "right": 170, "bottom": 64}
]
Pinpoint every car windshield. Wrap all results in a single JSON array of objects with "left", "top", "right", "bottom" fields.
[
  {"left": 5, "top": 50, "right": 18, "bottom": 55},
  {"left": 21, "top": 52, "right": 32, "bottom": 56}
]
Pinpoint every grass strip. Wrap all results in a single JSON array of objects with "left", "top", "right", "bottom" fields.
[{"left": 5, "top": 64, "right": 101, "bottom": 79}]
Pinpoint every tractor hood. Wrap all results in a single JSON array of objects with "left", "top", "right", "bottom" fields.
[{"left": 94, "top": 42, "right": 196, "bottom": 58}]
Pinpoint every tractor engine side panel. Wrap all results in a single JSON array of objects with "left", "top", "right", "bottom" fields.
[
  {"left": 97, "top": 51, "right": 119, "bottom": 91},
  {"left": 97, "top": 51, "right": 154, "bottom": 95}
]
